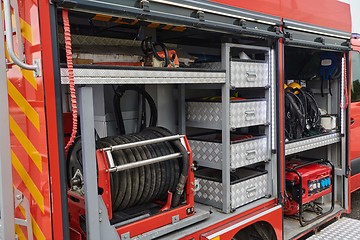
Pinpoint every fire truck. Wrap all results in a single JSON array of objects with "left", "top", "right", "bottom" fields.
[{"left": 1, "top": 0, "right": 360, "bottom": 239}]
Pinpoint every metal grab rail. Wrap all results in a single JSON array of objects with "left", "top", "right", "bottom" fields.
[
  {"left": 102, "top": 135, "right": 185, "bottom": 152},
  {"left": 3, "top": 0, "right": 39, "bottom": 73},
  {"left": 108, "top": 153, "right": 182, "bottom": 173},
  {"left": 101, "top": 135, "right": 186, "bottom": 172}
]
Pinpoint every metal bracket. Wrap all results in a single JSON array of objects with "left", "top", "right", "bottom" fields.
[
  {"left": 120, "top": 232, "right": 130, "bottom": 240},
  {"left": 33, "top": 59, "right": 41, "bottom": 77},
  {"left": 13, "top": 189, "right": 33, "bottom": 240},
  {"left": 172, "top": 215, "right": 180, "bottom": 224},
  {"left": 284, "top": 31, "right": 293, "bottom": 40},
  {"left": 271, "top": 26, "right": 281, "bottom": 34},
  {"left": 140, "top": 0, "right": 150, "bottom": 12},
  {"left": 196, "top": 11, "right": 205, "bottom": 21},
  {"left": 315, "top": 37, "right": 326, "bottom": 45},
  {"left": 236, "top": 19, "right": 247, "bottom": 29}
]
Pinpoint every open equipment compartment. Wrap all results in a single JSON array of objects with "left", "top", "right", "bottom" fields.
[
  {"left": 58, "top": 7, "right": 280, "bottom": 239},
  {"left": 282, "top": 35, "right": 349, "bottom": 239}
]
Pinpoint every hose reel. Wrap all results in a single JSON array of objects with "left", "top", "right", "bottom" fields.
[{"left": 67, "top": 127, "right": 189, "bottom": 212}]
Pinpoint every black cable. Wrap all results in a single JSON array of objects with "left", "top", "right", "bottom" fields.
[{"left": 113, "top": 85, "right": 158, "bottom": 135}]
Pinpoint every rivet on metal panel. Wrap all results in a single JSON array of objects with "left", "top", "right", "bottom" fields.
[
  {"left": 172, "top": 215, "right": 180, "bottom": 224},
  {"left": 121, "top": 232, "right": 130, "bottom": 240}
]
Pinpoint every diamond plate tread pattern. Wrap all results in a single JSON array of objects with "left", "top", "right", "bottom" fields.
[
  {"left": 307, "top": 217, "right": 360, "bottom": 240},
  {"left": 60, "top": 68, "right": 226, "bottom": 84},
  {"left": 195, "top": 179, "right": 223, "bottom": 209},
  {"left": 195, "top": 173, "right": 268, "bottom": 210},
  {"left": 230, "top": 61, "right": 269, "bottom": 88},
  {"left": 189, "top": 137, "right": 268, "bottom": 168},
  {"left": 186, "top": 101, "right": 267, "bottom": 129},
  {"left": 230, "top": 100, "right": 267, "bottom": 128},
  {"left": 285, "top": 133, "right": 341, "bottom": 156},
  {"left": 231, "top": 174, "right": 268, "bottom": 208}
]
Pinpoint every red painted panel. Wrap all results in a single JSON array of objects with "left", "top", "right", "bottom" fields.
[
  {"left": 210, "top": 0, "right": 351, "bottom": 33},
  {"left": 280, "top": 0, "right": 351, "bottom": 33},
  {"left": 7, "top": 0, "right": 53, "bottom": 238}
]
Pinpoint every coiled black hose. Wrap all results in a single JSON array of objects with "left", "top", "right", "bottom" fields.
[
  {"left": 113, "top": 85, "right": 158, "bottom": 135},
  {"left": 66, "top": 127, "right": 188, "bottom": 212}
]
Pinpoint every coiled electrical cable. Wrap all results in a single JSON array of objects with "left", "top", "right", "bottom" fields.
[{"left": 285, "top": 87, "right": 321, "bottom": 141}]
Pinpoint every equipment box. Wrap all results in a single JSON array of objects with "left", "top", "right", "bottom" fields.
[
  {"left": 189, "top": 133, "right": 268, "bottom": 169},
  {"left": 193, "top": 60, "right": 269, "bottom": 88},
  {"left": 195, "top": 167, "right": 268, "bottom": 210},
  {"left": 186, "top": 99, "right": 267, "bottom": 129}
]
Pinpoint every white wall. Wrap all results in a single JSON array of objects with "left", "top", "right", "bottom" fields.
[{"left": 350, "top": 0, "right": 360, "bottom": 34}]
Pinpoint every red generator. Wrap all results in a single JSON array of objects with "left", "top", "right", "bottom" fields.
[{"left": 284, "top": 158, "right": 334, "bottom": 226}]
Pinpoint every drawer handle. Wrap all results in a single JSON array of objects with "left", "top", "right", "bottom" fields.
[
  {"left": 246, "top": 186, "right": 257, "bottom": 198},
  {"left": 245, "top": 110, "right": 256, "bottom": 121},
  {"left": 245, "top": 150, "right": 257, "bottom": 160},
  {"left": 246, "top": 72, "right": 257, "bottom": 82}
]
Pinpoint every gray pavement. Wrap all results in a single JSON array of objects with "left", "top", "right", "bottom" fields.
[{"left": 345, "top": 190, "right": 360, "bottom": 219}]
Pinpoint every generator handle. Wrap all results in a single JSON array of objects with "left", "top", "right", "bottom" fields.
[{"left": 286, "top": 158, "right": 330, "bottom": 171}]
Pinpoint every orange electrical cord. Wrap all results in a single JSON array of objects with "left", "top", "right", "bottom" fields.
[{"left": 62, "top": 9, "right": 78, "bottom": 154}]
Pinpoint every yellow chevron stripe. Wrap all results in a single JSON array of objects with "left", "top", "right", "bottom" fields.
[
  {"left": 147, "top": 22, "right": 160, "bottom": 28},
  {"left": 92, "top": 14, "right": 112, "bottom": 21},
  {"left": 15, "top": 225, "right": 27, "bottom": 240},
  {"left": 12, "top": 150, "right": 44, "bottom": 213},
  {"left": 9, "top": 116, "right": 42, "bottom": 172},
  {"left": 8, "top": 80, "right": 40, "bottom": 131},
  {"left": 171, "top": 26, "right": 186, "bottom": 32},
  {"left": 162, "top": 25, "right": 173, "bottom": 30},
  {"left": 20, "top": 18, "right": 33, "bottom": 45},
  {"left": 19, "top": 206, "right": 46, "bottom": 240},
  {"left": 18, "top": 67, "right": 38, "bottom": 90}
]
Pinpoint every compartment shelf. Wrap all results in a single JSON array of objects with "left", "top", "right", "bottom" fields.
[
  {"left": 60, "top": 66, "right": 226, "bottom": 85},
  {"left": 195, "top": 167, "right": 269, "bottom": 210},
  {"left": 186, "top": 99, "right": 268, "bottom": 130},
  {"left": 189, "top": 134, "right": 268, "bottom": 169},
  {"left": 285, "top": 132, "right": 341, "bottom": 156}
]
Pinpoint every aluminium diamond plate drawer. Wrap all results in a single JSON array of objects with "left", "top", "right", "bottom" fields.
[
  {"left": 189, "top": 134, "right": 268, "bottom": 169},
  {"left": 186, "top": 99, "right": 267, "bottom": 129},
  {"left": 192, "top": 60, "right": 269, "bottom": 88},
  {"left": 195, "top": 168, "right": 268, "bottom": 209},
  {"left": 230, "top": 60, "right": 269, "bottom": 88}
]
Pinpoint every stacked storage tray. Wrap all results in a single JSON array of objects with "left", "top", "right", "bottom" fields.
[
  {"left": 193, "top": 59, "right": 269, "bottom": 88},
  {"left": 189, "top": 133, "right": 268, "bottom": 169},
  {"left": 187, "top": 44, "right": 272, "bottom": 212},
  {"left": 195, "top": 168, "right": 268, "bottom": 209},
  {"left": 186, "top": 99, "right": 267, "bottom": 129}
]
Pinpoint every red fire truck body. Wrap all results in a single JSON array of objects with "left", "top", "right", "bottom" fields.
[{"left": 0, "top": 0, "right": 359, "bottom": 240}]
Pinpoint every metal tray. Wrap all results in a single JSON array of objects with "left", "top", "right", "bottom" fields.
[
  {"left": 195, "top": 167, "right": 268, "bottom": 209},
  {"left": 186, "top": 99, "right": 268, "bottom": 130},
  {"left": 189, "top": 133, "right": 268, "bottom": 169}
]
